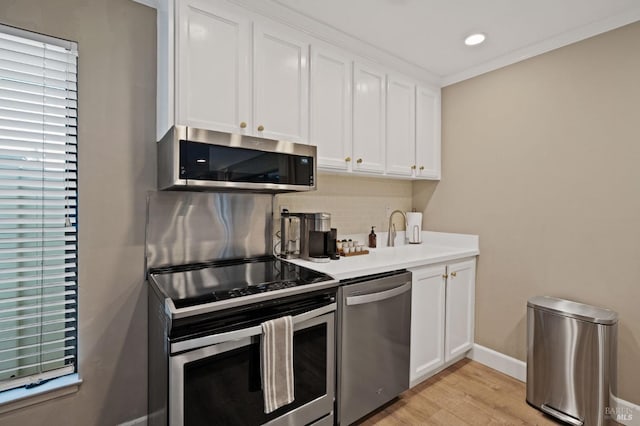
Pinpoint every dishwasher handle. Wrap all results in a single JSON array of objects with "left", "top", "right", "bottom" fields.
[{"left": 346, "top": 282, "right": 411, "bottom": 306}]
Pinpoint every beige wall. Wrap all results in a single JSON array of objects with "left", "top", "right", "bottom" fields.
[
  {"left": 277, "top": 173, "right": 413, "bottom": 235},
  {"left": 414, "top": 22, "right": 640, "bottom": 403},
  {"left": 0, "top": 0, "right": 156, "bottom": 424},
  {"left": 1, "top": 0, "right": 637, "bottom": 420}
]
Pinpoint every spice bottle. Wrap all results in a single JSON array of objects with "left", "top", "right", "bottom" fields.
[{"left": 368, "top": 226, "right": 377, "bottom": 248}]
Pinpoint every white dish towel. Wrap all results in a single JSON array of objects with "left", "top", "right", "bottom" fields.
[{"left": 261, "top": 315, "right": 295, "bottom": 413}]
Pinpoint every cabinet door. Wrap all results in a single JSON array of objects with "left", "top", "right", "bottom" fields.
[
  {"left": 352, "top": 62, "right": 386, "bottom": 173},
  {"left": 444, "top": 258, "right": 476, "bottom": 362},
  {"left": 409, "top": 264, "right": 446, "bottom": 386},
  {"left": 176, "top": 0, "right": 251, "bottom": 133},
  {"left": 310, "top": 46, "right": 352, "bottom": 171},
  {"left": 254, "top": 24, "right": 309, "bottom": 143},
  {"left": 386, "top": 74, "right": 415, "bottom": 177},
  {"left": 415, "top": 85, "right": 441, "bottom": 179}
]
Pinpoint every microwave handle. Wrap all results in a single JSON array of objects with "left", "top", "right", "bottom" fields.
[{"left": 170, "top": 303, "right": 336, "bottom": 354}]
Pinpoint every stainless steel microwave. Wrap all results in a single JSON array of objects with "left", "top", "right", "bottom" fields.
[{"left": 157, "top": 126, "right": 317, "bottom": 193}]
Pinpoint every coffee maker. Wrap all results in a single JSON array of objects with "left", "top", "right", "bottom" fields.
[{"left": 280, "top": 211, "right": 338, "bottom": 262}]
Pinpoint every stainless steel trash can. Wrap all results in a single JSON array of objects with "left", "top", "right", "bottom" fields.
[{"left": 527, "top": 296, "right": 618, "bottom": 426}]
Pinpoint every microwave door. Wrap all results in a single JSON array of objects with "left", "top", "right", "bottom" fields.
[
  {"left": 225, "top": 153, "right": 280, "bottom": 183},
  {"left": 158, "top": 126, "right": 317, "bottom": 191}
]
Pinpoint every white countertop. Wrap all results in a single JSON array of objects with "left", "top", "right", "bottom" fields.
[{"left": 286, "top": 231, "right": 479, "bottom": 280}]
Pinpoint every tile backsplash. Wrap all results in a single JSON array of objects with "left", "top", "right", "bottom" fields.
[{"left": 276, "top": 173, "right": 413, "bottom": 235}]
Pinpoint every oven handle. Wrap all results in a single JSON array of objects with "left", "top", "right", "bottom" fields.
[
  {"left": 171, "top": 302, "right": 336, "bottom": 354},
  {"left": 345, "top": 282, "right": 411, "bottom": 306}
]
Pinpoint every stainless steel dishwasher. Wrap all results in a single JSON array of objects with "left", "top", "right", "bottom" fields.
[{"left": 337, "top": 270, "right": 412, "bottom": 425}]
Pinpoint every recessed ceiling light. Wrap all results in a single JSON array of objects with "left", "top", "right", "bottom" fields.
[{"left": 464, "top": 33, "right": 486, "bottom": 46}]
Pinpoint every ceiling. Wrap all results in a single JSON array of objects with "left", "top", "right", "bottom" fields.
[{"left": 271, "top": 0, "right": 640, "bottom": 85}]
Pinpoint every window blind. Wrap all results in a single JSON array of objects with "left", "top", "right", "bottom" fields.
[{"left": 0, "top": 25, "right": 78, "bottom": 393}]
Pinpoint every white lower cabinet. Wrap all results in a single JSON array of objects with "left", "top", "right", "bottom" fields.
[
  {"left": 444, "top": 258, "right": 476, "bottom": 361},
  {"left": 409, "top": 264, "right": 446, "bottom": 383},
  {"left": 409, "top": 258, "right": 476, "bottom": 386}
]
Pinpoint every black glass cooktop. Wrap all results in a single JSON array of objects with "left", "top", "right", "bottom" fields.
[{"left": 149, "top": 256, "right": 333, "bottom": 309}]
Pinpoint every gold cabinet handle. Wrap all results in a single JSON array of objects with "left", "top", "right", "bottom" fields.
[
  {"left": 345, "top": 157, "right": 352, "bottom": 162},
  {"left": 257, "top": 125, "right": 265, "bottom": 131},
  {"left": 356, "top": 158, "right": 363, "bottom": 164},
  {"left": 450, "top": 271, "right": 457, "bottom": 278},
  {"left": 239, "top": 121, "right": 247, "bottom": 129},
  {"left": 419, "top": 166, "right": 425, "bottom": 171},
  {"left": 442, "top": 274, "right": 448, "bottom": 279},
  {"left": 411, "top": 165, "right": 416, "bottom": 170}
]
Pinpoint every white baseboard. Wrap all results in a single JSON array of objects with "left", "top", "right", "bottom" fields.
[
  {"left": 467, "top": 344, "right": 526, "bottom": 382},
  {"left": 118, "top": 415, "right": 148, "bottom": 426},
  {"left": 467, "top": 344, "right": 640, "bottom": 426}
]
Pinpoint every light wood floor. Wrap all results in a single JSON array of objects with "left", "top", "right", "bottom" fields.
[{"left": 358, "top": 359, "right": 560, "bottom": 425}]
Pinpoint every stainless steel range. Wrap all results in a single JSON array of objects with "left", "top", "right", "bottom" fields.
[
  {"left": 150, "top": 256, "right": 335, "bottom": 315},
  {"left": 146, "top": 191, "right": 338, "bottom": 426}
]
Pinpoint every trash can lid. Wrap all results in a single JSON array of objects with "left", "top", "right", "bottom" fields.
[{"left": 527, "top": 296, "right": 618, "bottom": 325}]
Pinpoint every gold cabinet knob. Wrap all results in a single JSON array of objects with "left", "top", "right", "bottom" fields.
[
  {"left": 356, "top": 158, "right": 363, "bottom": 164},
  {"left": 419, "top": 166, "right": 425, "bottom": 171},
  {"left": 450, "top": 271, "right": 457, "bottom": 278},
  {"left": 257, "top": 125, "right": 265, "bottom": 131},
  {"left": 442, "top": 274, "right": 448, "bottom": 279},
  {"left": 239, "top": 121, "right": 247, "bottom": 129},
  {"left": 411, "top": 165, "right": 416, "bottom": 170},
  {"left": 345, "top": 157, "right": 352, "bottom": 162}
]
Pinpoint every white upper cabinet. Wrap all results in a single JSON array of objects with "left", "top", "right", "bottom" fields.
[
  {"left": 386, "top": 74, "right": 416, "bottom": 177},
  {"left": 176, "top": 0, "right": 251, "bottom": 134},
  {"left": 353, "top": 62, "right": 386, "bottom": 174},
  {"left": 416, "top": 85, "right": 441, "bottom": 179},
  {"left": 175, "top": 1, "right": 309, "bottom": 142},
  {"left": 166, "top": 1, "right": 441, "bottom": 178},
  {"left": 310, "top": 46, "right": 352, "bottom": 171},
  {"left": 253, "top": 24, "right": 309, "bottom": 143}
]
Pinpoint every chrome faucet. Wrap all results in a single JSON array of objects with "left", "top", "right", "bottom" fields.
[{"left": 387, "top": 210, "right": 407, "bottom": 247}]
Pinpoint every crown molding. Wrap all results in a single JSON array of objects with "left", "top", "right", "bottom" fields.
[
  {"left": 133, "top": 0, "right": 640, "bottom": 88},
  {"left": 226, "top": 0, "right": 442, "bottom": 86},
  {"left": 442, "top": 8, "right": 640, "bottom": 86}
]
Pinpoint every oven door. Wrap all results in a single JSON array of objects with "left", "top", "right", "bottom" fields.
[{"left": 169, "top": 308, "right": 335, "bottom": 426}]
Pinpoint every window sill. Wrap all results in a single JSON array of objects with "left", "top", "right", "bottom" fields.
[{"left": 0, "top": 374, "right": 82, "bottom": 415}]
